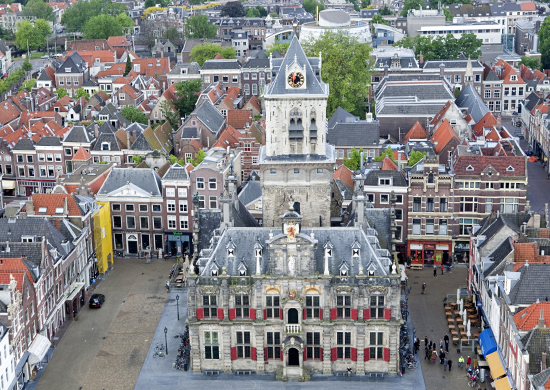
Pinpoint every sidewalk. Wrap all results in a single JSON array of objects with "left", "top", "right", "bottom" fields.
[{"left": 407, "top": 266, "right": 479, "bottom": 390}]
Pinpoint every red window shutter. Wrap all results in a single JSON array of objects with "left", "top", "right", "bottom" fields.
[
  {"left": 319, "top": 308, "right": 323, "bottom": 319},
  {"left": 320, "top": 347, "right": 323, "bottom": 361},
  {"left": 280, "top": 309, "right": 283, "bottom": 320},
  {"left": 231, "top": 347, "right": 237, "bottom": 361},
  {"left": 351, "top": 348, "right": 357, "bottom": 361},
  {"left": 249, "top": 308, "right": 256, "bottom": 320},
  {"left": 303, "top": 349, "right": 307, "bottom": 361},
  {"left": 364, "top": 309, "right": 370, "bottom": 320},
  {"left": 383, "top": 348, "right": 390, "bottom": 362},
  {"left": 364, "top": 348, "right": 370, "bottom": 361},
  {"left": 264, "top": 347, "right": 268, "bottom": 361},
  {"left": 251, "top": 347, "right": 257, "bottom": 361},
  {"left": 196, "top": 308, "right": 203, "bottom": 319},
  {"left": 384, "top": 308, "right": 391, "bottom": 320},
  {"left": 229, "top": 308, "right": 236, "bottom": 320},
  {"left": 263, "top": 309, "right": 267, "bottom": 320},
  {"left": 331, "top": 347, "right": 337, "bottom": 361},
  {"left": 351, "top": 309, "right": 358, "bottom": 320},
  {"left": 303, "top": 308, "right": 307, "bottom": 320},
  {"left": 217, "top": 308, "right": 224, "bottom": 319},
  {"left": 330, "top": 308, "right": 337, "bottom": 320},
  {"left": 280, "top": 350, "right": 283, "bottom": 361}
]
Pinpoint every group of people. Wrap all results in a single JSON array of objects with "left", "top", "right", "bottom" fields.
[{"left": 423, "top": 335, "right": 453, "bottom": 371}]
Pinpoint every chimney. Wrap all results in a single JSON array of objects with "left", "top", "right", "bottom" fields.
[
  {"left": 161, "top": 50, "right": 164, "bottom": 58},
  {"left": 497, "top": 115, "right": 502, "bottom": 130},
  {"left": 94, "top": 123, "right": 99, "bottom": 139},
  {"left": 478, "top": 55, "right": 483, "bottom": 63},
  {"left": 63, "top": 197, "right": 68, "bottom": 215},
  {"left": 419, "top": 52, "right": 424, "bottom": 64},
  {"left": 26, "top": 198, "right": 34, "bottom": 216},
  {"left": 383, "top": 64, "right": 388, "bottom": 77},
  {"left": 440, "top": 63, "right": 445, "bottom": 77},
  {"left": 542, "top": 351, "right": 547, "bottom": 371}
]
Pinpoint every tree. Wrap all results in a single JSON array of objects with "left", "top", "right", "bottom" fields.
[
  {"left": 22, "top": 0, "right": 54, "bottom": 22},
  {"left": 190, "top": 43, "right": 236, "bottom": 66},
  {"left": 132, "top": 155, "right": 142, "bottom": 165},
  {"left": 169, "top": 154, "right": 185, "bottom": 166},
  {"left": 121, "top": 106, "right": 148, "bottom": 124},
  {"left": 379, "top": 5, "right": 392, "bottom": 15},
  {"left": 245, "top": 7, "right": 260, "bottom": 17},
  {"left": 342, "top": 147, "right": 364, "bottom": 171},
  {"left": 191, "top": 149, "right": 206, "bottom": 167},
  {"left": 173, "top": 79, "right": 203, "bottom": 117},
  {"left": 83, "top": 14, "right": 122, "bottom": 39},
  {"left": 255, "top": 6, "right": 267, "bottom": 17},
  {"left": 371, "top": 14, "right": 390, "bottom": 26},
  {"left": 443, "top": 8, "right": 453, "bottom": 21},
  {"left": 160, "top": 100, "right": 179, "bottom": 129},
  {"left": 21, "top": 58, "right": 32, "bottom": 71},
  {"left": 519, "top": 56, "right": 542, "bottom": 71},
  {"left": 184, "top": 15, "right": 217, "bottom": 39},
  {"left": 145, "top": 0, "right": 169, "bottom": 7},
  {"left": 374, "top": 146, "right": 397, "bottom": 162},
  {"left": 56, "top": 88, "right": 68, "bottom": 98},
  {"left": 220, "top": 1, "right": 245, "bottom": 17},
  {"left": 394, "top": 33, "right": 481, "bottom": 60},
  {"left": 400, "top": 0, "right": 423, "bottom": 16},
  {"left": 74, "top": 87, "right": 90, "bottom": 100},
  {"left": 302, "top": 30, "right": 374, "bottom": 119},
  {"left": 116, "top": 13, "right": 134, "bottom": 34},
  {"left": 34, "top": 19, "right": 51, "bottom": 49},
  {"left": 408, "top": 150, "right": 426, "bottom": 166},
  {"left": 302, "top": 0, "right": 324, "bottom": 14},
  {"left": 15, "top": 20, "right": 36, "bottom": 50},
  {"left": 269, "top": 11, "right": 278, "bottom": 17},
  {"left": 459, "top": 33, "right": 482, "bottom": 59},
  {"left": 164, "top": 27, "right": 182, "bottom": 47},
  {"left": 61, "top": 0, "right": 127, "bottom": 32},
  {"left": 124, "top": 55, "right": 132, "bottom": 76},
  {"left": 266, "top": 42, "right": 290, "bottom": 57},
  {"left": 539, "top": 17, "right": 550, "bottom": 70}
]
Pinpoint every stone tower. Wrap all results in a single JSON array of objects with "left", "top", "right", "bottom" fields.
[{"left": 260, "top": 37, "right": 335, "bottom": 227}]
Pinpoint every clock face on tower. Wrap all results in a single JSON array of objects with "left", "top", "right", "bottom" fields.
[{"left": 287, "top": 72, "right": 304, "bottom": 88}]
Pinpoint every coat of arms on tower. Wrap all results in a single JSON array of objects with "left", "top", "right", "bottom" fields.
[
  {"left": 289, "top": 290, "right": 296, "bottom": 299},
  {"left": 284, "top": 222, "right": 299, "bottom": 241}
]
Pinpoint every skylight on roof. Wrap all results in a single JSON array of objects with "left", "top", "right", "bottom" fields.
[
  {"left": 38, "top": 207, "right": 47, "bottom": 213},
  {"left": 55, "top": 207, "right": 64, "bottom": 214}
]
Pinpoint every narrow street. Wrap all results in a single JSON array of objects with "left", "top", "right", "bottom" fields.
[{"left": 35, "top": 258, "right": 173, "bottom": 390}]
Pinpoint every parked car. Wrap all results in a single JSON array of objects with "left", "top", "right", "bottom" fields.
[
  {"left": 40, "top": 55, "right": 48, "bottom": 59},
  {"left": 89, "top": 293, "right": 105, "bottom": 308}
]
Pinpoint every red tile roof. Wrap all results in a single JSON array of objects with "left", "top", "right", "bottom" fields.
[
  {"left": 31, "top": 193, "right": 82, "bottom": 216},
  {"left": 0, "top": 100, "right": 21, "bottom": 125},
  {"left": 464, "top": 114, "right": 473, "bottom": 122},
  {"left": 333, "top": 165, "right": 353, "bottom": 190},
  {"left": 73, "top": 146, "right": 92, "bottom": 160},
  {"left": 430, "top": 101, "right": 451, "bottom": 125},
  {"left": 381, "top": 156, "right": 399, "bottom": 171},
  {"left": 532, "top": 103, "right": 549, "bottom": 116},
  {"left": 108, "top": 36, "right": 130, "bottom": 47},
  {"left": 485, "top": 128, "right": 501, "bottom": 141},
  {"left": 0, "top": 258, "right": 33, "bottom": 292},
  {"left": 453, "top": 155, "right": 526, "bottom": 176},
  {"left": 493, "top": 59, "right": 525, "bottom": 84},
  {"left": 227, "top": 109, "right": 253, "bottom": 130},
  {"left": 214, "top": 53, "right": 225, "bottom": 60},
  {"left": 520, "top": 2, "right": 536, "bottom": 11},
  {"left": 244, "top": 96, "right": 261, "bottom": 114},
  {"left": 513, "top": 301, "right": 550, "bottom": 331},
  {"left": 213, "top": 125, "right": 241, "bottom": 148},
  {"left": 404, "top": 121, "right": 427, "bottom": 142},
  {"left": 472, "top": 112, "right": 498, "bottom": 136},
  {"left": 430, "top": 119, "right": 458, "bottom": 154}
]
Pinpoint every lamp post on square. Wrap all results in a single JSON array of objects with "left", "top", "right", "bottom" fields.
[{"left": 176, "top": 294, "right": 180, "bottom": 321}]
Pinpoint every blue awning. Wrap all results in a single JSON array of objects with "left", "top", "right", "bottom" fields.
[{"left": 478, "top": 328, "right": 497, "bottom": 356}]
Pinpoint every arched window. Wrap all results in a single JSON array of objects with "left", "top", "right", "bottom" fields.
[{"left": 428, "top": 173, "right": 434, "bottom": 183}]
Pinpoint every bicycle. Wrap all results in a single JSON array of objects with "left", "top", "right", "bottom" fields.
[{"left": 153, "top": 344, "right": 165, "bottom": 358}]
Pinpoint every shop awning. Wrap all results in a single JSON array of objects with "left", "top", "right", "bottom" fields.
[
  {"left": 28, "top": 335, "right": 50, "bottom": 365},
  {"left": 65, "top": 282, "right": 85, "bottom": 301},
  {"left": 2, "top": 180, "right": 15, "bottom": 189},
  {"left": 486, "top": 351, "right": 506, "bottom": 379},
  {"left": 494, "top": 376, "right": 512, "bottom": 390},
  {"left": 478, "top": 328, "right": 497, "bottom": 356}
]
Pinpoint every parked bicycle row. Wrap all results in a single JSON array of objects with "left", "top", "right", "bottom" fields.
[{"left": 173, "top": 325, "right": 190, "bottom": 371}]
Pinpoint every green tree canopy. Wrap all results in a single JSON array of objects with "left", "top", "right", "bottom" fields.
[
  {"left": 116, "top": 13, "right": 134, "bottom": 33},
  {"left": 342, "top": 147, "right": 364, "bottom": 171},
  {"left": 408, "top": 150, "right": 426, "bottom": 166},
  {"left": 400, "top": 0, "right": 423, "bottom": 16},
  {"left": 246, "top": 7, "right": 260, "bottom": 17},
  {"left": 160, "top": 100, "right": 179, "bottom": 129},
  {"left": 371, "top": 14, "right": 390, "bottom": 26},
  {"left": 266, "top": 42, "right": 290, "bottom": 57},
  {"left": 220, "top": 1, "right": 245, "bottom": 17},
  {"left": 302, "top": 30, "right": 374, "bottom": 119},
  {"left": 394, "top": 33, "right": 481, "bottom": 60},
  {"left": 173, "top": 78, "right": 203, "bottom": 117},
  {"left": 269, "top": 11, "right": 278, "bottom": 17},
  {"left": 379, "top": 5, "right": 392, "bottom": 15},
  {"left": 22, "top": 0, "right": 54, "bottom": 22},
  {"left": 83, "top": 14, "right": 122, "bottom": 39},
  {"left": 374, "top": 146, "right": 397, "bottom": 162},
  {"left": 190, "top": 42, "right": 236, "bottom": 66},
  {"left": 56, "top": 88, "right": 68, "bottom": 98},
  {"left": 61, "top": 0, "right": 127, "bottom": 32},
  {"left": 443, "top": 8, "right": 453, "bottom": 21},
  {"left": 191, "top": 149, "right": 206, "bottom": 166},
  {"left": 519, "top": 55, "right": 542, "bottom": 71},
  {"left": 540, "top": 17, "right": 550, "bottom": 69},
  {"left": 302, "top": 0, "right": 324, "bottom": 14},
  {"left": 74, "top": 87, "right": 90, "bottom": 100},
  {"left": 255, "top": 5, "right": 267, "bottom": 17},
  {"left": 15, "top": 19, "right": 50, "bottom": 50},
  {"left": 124, "top": 55, "right": 132, "bottom": 76},
  {"left": 184, "top": 15, "right": 217, "bottom": 39},
  {"left": 21, "top": 57, "right": 32, "bottom": 71},
  {"left": 144, "top": 0, "right": 169, "bottom": 7},
  {"left": 121, "top": 106, "right": 149, "bottom": 125}
]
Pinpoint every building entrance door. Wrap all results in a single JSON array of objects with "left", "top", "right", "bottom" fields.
[
  {"left": 288, "top": 348, "right": 299, "bottom": 366},
  {"left": 288, "top": 308, "right": 298, "bottom": 324}
]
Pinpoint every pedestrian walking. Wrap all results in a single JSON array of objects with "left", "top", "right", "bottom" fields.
[
  {"left": 467, "top": 356, "right": 472, "bottom": 369},
  {"left": 440, "top": 349, "right": 445, "bottom": 364},
  {"left": 433, "top": 266, "right": 437, "bottom": 278},
  {"left": 165, "top": 280, "right": 170, "bottom": 292},
  {"left": 448, "top": 359, "right": 453, "bottom": 371},
  {"left": 458, "top": 356, "right": 465, "bottom": 368},
  {"left": 439, "top": 339, "right": 444, "bottom": 349},
  {"left": 425, "top": 346, "right": 429, "bottom": 360},
  {"left": 429, "top": 339, "right": 433, "bottom": 349},
  {"left": 441, "top": 263, "right": 444, "bottom": 275},
  {"left": 424, "top": 336, "right": 428, "bottom": 347},
  {"left": 422, "top": 282, "right": 426, "bottom": 294},
  {"left": 443, "top": 357, "right": 448, "bottom": 370},
  {"left": 444, "top": 334, "right": 450, "bottom": 352},
  {"left": 414, "top": 338, "right": 420, "bottom": 354}
]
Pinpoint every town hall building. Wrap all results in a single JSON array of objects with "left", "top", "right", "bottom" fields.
[{"left": 187, "top": 37, "right": 403, "bottom": 380}]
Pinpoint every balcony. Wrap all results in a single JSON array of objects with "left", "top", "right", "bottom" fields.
[{"left": 286, "top": 324, "right": 301, "bottom": 334}]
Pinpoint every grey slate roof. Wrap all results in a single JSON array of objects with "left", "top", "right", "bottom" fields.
[
  {"left": 327, "top": 122, "right": 380, "bottom": 147},
  {"left": 328, "top": 106, "right": 356, "bottom": 129},
  {"left": 193, "top": 101, "right": 225, "bottom": 135},
  {"left": 98, "top": 120, "right": 116, "bottom": 134},
  {"left": 484, "top": 68, "right": 500, "bottom": 82},
  {"left": 484, "top": 237, "right": 513, "bottom": 276},
  {"left": 35, "top": 137, "right": 61, "bottom": 146},
  {"left": 201, "top": 59, "right": 241, "bottom": 70},
  {"left": 12, "top": 139, "right": 34, "bottom": 151},
  {"left": 169, "top": 62, "right": 201, "bottom": 75},
  {"left": 476, "top": 215, "right": 520, "bottom": 248},
  {"left": 162, "top": 163, "right": 189, "bottom": 181},
  {"left": 238, "top": 180, "right": 262, "bottom": 206},
  {"left": 99, "top": 103, "right": 117, "bottom": 117},
  {"left": 82, "top": 79, "right": 97, "bottom": 87},
  {"left": 508, "top": 264, "right": 550, "bottom": 306},
  {"left": 64, "top": 125, "right": 93, "bottom": 143},
  {"left": 265, "top": 36, "right": 328, "bottom": 96},
  {"left": 38, "top": 69, "right": 52, "bottom": 81},
  {"left": 129, "top": 132, "right": 152, "bottom": 151},
  {"left": 378, "top": 103, "right": 445, "bottom": 116},
  {"left": 0, "top": 242, "right": 44, "bottom": 278},
  {"left": 377, "top": 84, "right": 454, "bottom": 101},
  {"left": 455, "top": 83, "right": 489, "bottom": 123},
  {"left": 98, "top": 168, "right": 162, "bottom": 196},
  {"left": 376, "top": 56, "right": 418, "bottom": 69},
  {"left": 524, "top": 92, "right": 542, "bottom": 113},
  {"left": 521, "top": 326, "right": 550, "bottom": 374},
  {"left": 364, "top": 170, "right": 407, "bottom": 187},
  {"left": 93, "top": 132, "right": 120, "bottom": 151},
  {"left": 424, "top": 59, "right": 483, "bottom": 69},
  {"left": 242, "top": 58, "right": 269, "bottom": 69},
  {"left": 531, "top": 367, "right": 550, "bottom": 389},
  {"left": 180, "top": 126, "right": 197, "bottom": 139},
  {"left": 232, "top": 200, "right": 259, "bottom": 228},
  {"left": 114, "top": 112, "right": 131, "bottom": 128},
  {"left": 56, "top": 52, "right": 87, "bottom": 74}
]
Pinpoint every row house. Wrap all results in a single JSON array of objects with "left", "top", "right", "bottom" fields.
[
  {"left": 212, "top": 17, "right": 266, "bottom": 49},
  {"left": 96, "top": 168, "right": 166, "bottom": 256},
  {"left": 160, "top": 164, "right": 192, "bottom": 256},
  {"left": 422, "top": 58, "right": 484, "bottom": 93},
  {"left": 482, "top": 65, "right": 504, "bottom": 114},
  {"left": 167, "top": 62, "right": 201, "bottom": 86},
  {"left": 200, "top": 59, "right": 242, "bottom": 92},
  {"left": 492, "top": 60, "right": 527, "bottom": 115},
  {"left": 527, "top": 102, "right": 549, "bottom": 166},
  {"left": 112, "top": 84, "right": 144, "bottom": 108},
  {"left": 242, "top": 54, "right": 270, "bottom": 97},
  {"left": 175, "top": 100, "right": 226, "bottom": 153},
  {"left": 54, "top": 52, "right": 90, "bottom": 97}
]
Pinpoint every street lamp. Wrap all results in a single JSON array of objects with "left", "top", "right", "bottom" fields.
[
  {"left": 164, "top": 327, "right": 168, "bottom": 355},
  {"left": 176, "top": 294, "right": 180, "bottom": 321}
]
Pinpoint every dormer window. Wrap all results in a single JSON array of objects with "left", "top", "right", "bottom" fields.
[
  {"left": 181, "top": 68, "right": 188, "bottom": 74},
  {"left": 352, "top": 248, "right": 360, "bottom": 257},
  {"left": 339, "top": 261, "right": 349, "bottom": 277},
  {"left": 102, "top": 142, "right": 110, "bottom": 151},
  {"left": 351, "top": 240, "right": 361, "bottom": 257},
  {"left": 38, "top": 207, "right": 47, "bottom": 214},
  {"left": 506, "top": 165, "right": 515, "bottom": 172},
  {"left": 511, "top": 75, "right": 517, "bottom": 81},
  {"left": 211, "top": 269, "right": 218, "bottom": 276},
  {"left": 65, "top": 68, "right": 71, "bottom": 72},
  {"left": 238, "top": 262, "right": 247, "bottom": 277},
  {"left": 466, "top": 165, "right": 474, "bottom": 171},
  {"left": 255, "top": 248, "right": 262, "bottom": 257}
]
